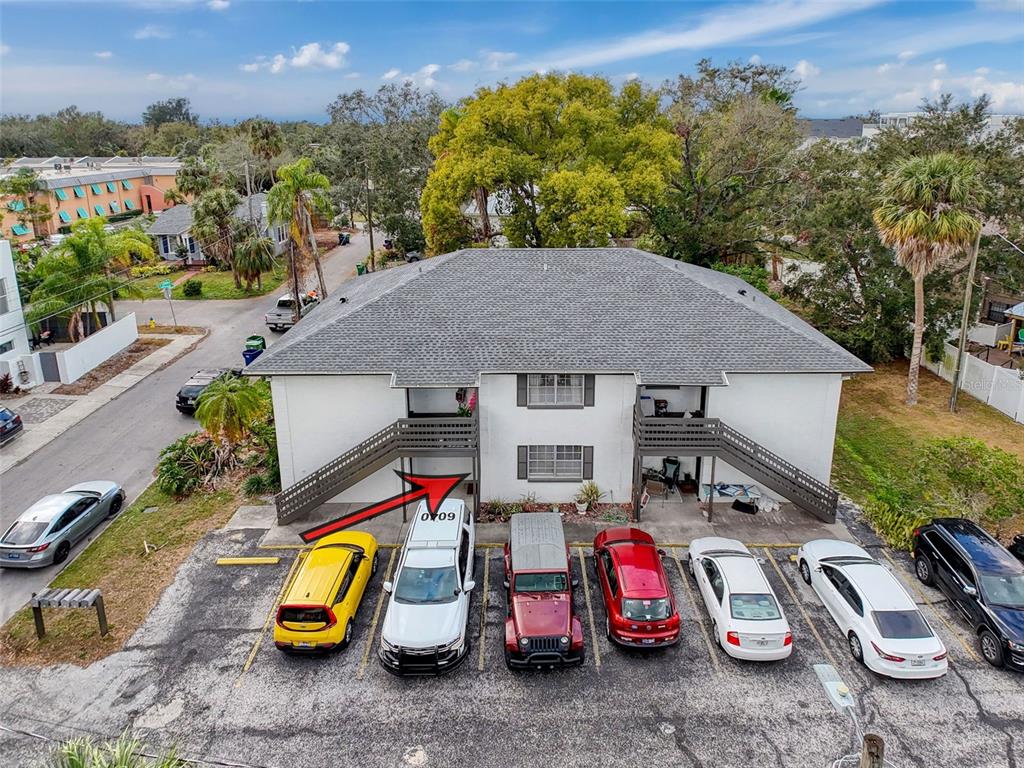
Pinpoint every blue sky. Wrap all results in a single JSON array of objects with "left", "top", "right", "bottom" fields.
[{"left": 1, "top": 0, "right": 1021, "bottom": 121}]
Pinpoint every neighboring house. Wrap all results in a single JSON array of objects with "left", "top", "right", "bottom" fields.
[
  {"left": 147, "top": 193, "right": 289, "bottom": 265},
  {"left": 797, "top": 117, "right": 866, "bottom": 148},
  {"left": 862, "top": 112, "right": 1017, "bottom": 140},
  {"left": 0, "top": 240, "right": 43, "bottom": 388},
  {"left": 967, "top": 278, "right": 1024, "bottom": 348},
  {"left": 1, "top": 156, "right": 181, "bottom": 244},
  {"left": 247, "top": 247, "right": 871, "bottom": 527}
]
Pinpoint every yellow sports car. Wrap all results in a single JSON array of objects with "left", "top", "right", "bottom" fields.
[{"left": 274, "top": 530, "right": 379, "bottom": 653}]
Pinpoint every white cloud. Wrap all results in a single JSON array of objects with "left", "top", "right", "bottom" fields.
[
  {"left": 408, "top": 63, "right": 441, "bottom": 87},
  {"left": 94, "top": 51, "right": 114, "bottom": 59},
  {"left": 623, "top": 72, "right": 639, "bottom": 81},
  {"left": 208, "top": 0, "right": 230, "bottom": 9},
  {"left": 133, "top": 24, "right": 171, "bottom": 40},
  {"left": 269, "top": 54, "right": 287, "bottom": 74},
  {"left": 240, "top": 62, "right": 260, "bottom": 73},
  {"left": 976, "top": 66, "right": 991, "bottom": 75},
  {"left": 145, "top": 72, "right": 199, "bottom": 90},
  {"left": 975, "top": 0, "right": 1024, "bottom": 11},
  {"left": 877, "top": 62, "right": 893, "bottom": 74},
  {"left": 933, "top": 60, "right": 947, "bottom": 72},
  {"left": 748, "top": 54, "right": 762, "bottom": 64},
  {"left": 344, "top": 72, "right": 361, "bottom": 80},
  {"left": 290, "top": 41, "right": 349, "bottom": 70},
  {"left": 483, "top": 50, "right": 517, "bottom": 70},
  {"left": 382, "top": 67, "right": 401, "bottom": 80},
  {"left": 1, "top": 45, "right": 11, "bottom": 56},
  {"left": 449, "top": 59, "right": 476, "bottom": 73},
  {"left": 794, "top": 59, "right": 820, "bottom": 78},
  {"left": 897, "top": 50, "right": 915, "bottom": 60},
  {"left": 930, "top": 78, "right": 944, "bottom": 92}
]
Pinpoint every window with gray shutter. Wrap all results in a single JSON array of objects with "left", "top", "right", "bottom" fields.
[
  {"left": 517, "top": 445, "right": 528, "bottom": 479},
  {"left": 582, "top": 446, "right": 593, "bottom": 479},
  {"left": 517, "top": 374, "right": 528, "bottom": 407},
  {"left": 525, "top": 445, "right": 584, "bottom": 480}
]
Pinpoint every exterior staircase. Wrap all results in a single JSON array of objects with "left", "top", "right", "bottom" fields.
[
  {"left": 633, "top": 407, "right": 839, "bottom": 523},
  {"left": 275, "top": 416, "right": 478, "bottom": 524}
]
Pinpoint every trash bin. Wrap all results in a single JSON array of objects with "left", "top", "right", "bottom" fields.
[
  {"left": 242, "top": 348, "right": 263, "bottom": 366},
  {"left": 356, "top": 263, "right": 366, "bottom": 275},
  {"left": 245, "top": 335, "right": 266, "bottom": 351},
  {"left": 339, "top": 232, "right": 351, "bottom": 245}
]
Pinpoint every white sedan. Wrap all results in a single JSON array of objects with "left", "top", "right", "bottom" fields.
[
  {"left": 688, "top": 537, "right": 793, "bottom": 660},
  {"left": 798, "top": 539, "right": 947, "bottom": 679}
]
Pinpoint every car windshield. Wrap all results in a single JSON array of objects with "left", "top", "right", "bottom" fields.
[
  {"left": 394, "top": 565, "right": 459, "bottom": 605},
  {"left": 0, "top": 408, "right": 13, "bottom": 422},
  {"left": 179, "top": 384, "right": 207, "bottom": 397},
  {"left": 276, "top": 298, "right": 295, "bottom": 309},
  {"left": 279, "top": 606, "right": 329, "bottom": 624},
  {"left": 622, "top": 597, "right": 671, "bottom": 621},
  {"left": 515, "top": 572, "right": 568, "bottom": 592},
  {"left": 2, "top": 521, "right": 48, "bottom": 546},
  {"left": 730, "top": 593, "right": 782, "bottom": 621},
  {"left": 871, "top": 610, "right": 934, "bottom": 639},
  {"left": 980, "top": 573, "right": 1024, "bottom": 609}
]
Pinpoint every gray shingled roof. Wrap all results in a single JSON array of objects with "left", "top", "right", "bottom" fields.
[
  {"left": 146, "top": 193, "right": 268, "bottom": 236},
  {"left": 246, "top": 248, "right": 871, "bottom": 385}
]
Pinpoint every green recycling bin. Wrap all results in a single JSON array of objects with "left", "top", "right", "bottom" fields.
[
  {"left": 356, "top": 263, "right": 366, "bottom": 275},
  {"left": 245, "top": 335, "right": 266, "bottom": 351}
]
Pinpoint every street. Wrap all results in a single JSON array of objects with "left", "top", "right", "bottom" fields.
[{"left": 0, "top": 235, "right": 370, "bottom": 623}]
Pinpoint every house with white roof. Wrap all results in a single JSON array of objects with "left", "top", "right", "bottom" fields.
[{"left": 247, "top": 248, "right": 871, "bottom": 526}]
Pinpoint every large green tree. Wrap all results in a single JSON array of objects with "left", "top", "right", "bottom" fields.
[
  {"left": 421, "top": 73, "right": 677, "bottom": 254},
  {"left": 142, "top": 97, "right": 198, "bottom": 128},
  {"left": 0, "top": 170, "right": 51, "bottom": 236},
  {"left": 268, "top": 157, "right": 332, "bottom": 300},
  {"left": 192, "top": 187, "right": 243, "bottom": 287}
]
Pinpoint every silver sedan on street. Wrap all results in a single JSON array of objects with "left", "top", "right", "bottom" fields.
[{"left": 0, "top": 481, "right": 125, "bottom": 568}]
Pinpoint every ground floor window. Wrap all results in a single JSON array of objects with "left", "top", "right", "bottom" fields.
[{"left": 527, "top": 445, "right": 583, "bottom": 480}]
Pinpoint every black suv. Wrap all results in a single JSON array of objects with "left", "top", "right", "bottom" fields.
[
  {"left": 913, "top": 518, "right": 1024, "bottom": 671},
  {"left": 175, "top": 368, "right": 240, "bottom": 414}
]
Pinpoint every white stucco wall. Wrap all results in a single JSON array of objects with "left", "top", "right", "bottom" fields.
[
  {"left": 478, "top": 373, "right": 635, "bottom": 504},
  {"left": 55, "top": 312, "right": 138, "bottom": 384},
  {"left": 272, "top": 374, "right": 408, "bottom": 503},
  {"left": 702, "top": 373, "right": 844, "bottom": 495},
  {"left": 0, "top": 240, "right": 41, "bottom": 388}
]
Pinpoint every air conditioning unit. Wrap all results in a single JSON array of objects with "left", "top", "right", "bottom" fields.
[{"left": 53, "top": 163, "right": 62, "bottom": 170}]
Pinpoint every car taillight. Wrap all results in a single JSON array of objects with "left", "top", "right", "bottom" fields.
[
  {"left": 726, "top": 631, "right": 741, "bottom": 646},
  {"left": 912, "top": 527, "right": 920, "bottom": 539},
  {"left": 933, "top": 651, "right": 948, "bottom": 661},
  {"left": 324, "top": 606, "right": 337, "bottom": 629},
  {"left": 26, "top": 542, "right": 50, "bottom": 553},
  {"left": 13, "top": 415, "right": 21, "bottom": 425},
  {"left": 870, "top": 641, "right": 905, "bottom": 663},
  {"left": 783, "top": 632, "right": 793, "bottom": 646}
]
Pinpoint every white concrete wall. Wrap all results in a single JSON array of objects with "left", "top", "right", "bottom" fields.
[
  {"left": 478, "top": 373, "right": 635, "bottom": 505},
  {"left": 702, "top": 373, "right": 844, "bottom": 494},
  {"left": 0, "top": 240, "right": 41, "bottom": 388},
  {"left": 923, "top": 341, "right": 1024, "bottom": 423},
  {"left": 54, "top": 312, "right": 138, "bottom": 384},
  {"left": 408, "top": 387, "right": 461, "bottom": 414},
  {"left": 272, "top": 374, "right": 408, "bottom": 503}
]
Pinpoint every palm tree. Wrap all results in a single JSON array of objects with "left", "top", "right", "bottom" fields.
[
  {"left": 195, "top": 377, "right": 268, "bottom": 448},
  {"left": 234, "top": 230, "right": 276, "bottom": 291},
  {"left": 51, "top": 217, "right": 155, "bottom": 322},
  {"left": 163, "top": 187, "right": 186, "bottom": 206},
  {"left": 192, "top": 187, "right": 242, "bottom": 288},
  {"left": 873, "top": 152, "right": 983, "bottom": 406},
  {"left": 267, "top": 158, "right": 332, "bottom": 302},
  {"left": 246, "top": 118, "right": 284, "bottom": 163}
]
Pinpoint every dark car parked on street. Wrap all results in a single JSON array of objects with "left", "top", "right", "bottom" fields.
[
  {"left": 176, "top": 368, "right": 241, "bottom": 414},
  {"left": 913, "top": 518, "right": 1024, "bottom": 671},
  {"left": 0, "top": 407, "right": 23, "bottom": 444}
]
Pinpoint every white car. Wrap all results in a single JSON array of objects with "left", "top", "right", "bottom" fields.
[
  {"left": 798, "top": 539, "right": 948, "bottom": 679},
  {"left": 688, "top": 537, "right": 793, "bottom": 660},
  {"left": 378, "top": 498, "right": 475, "bottom": 675}
]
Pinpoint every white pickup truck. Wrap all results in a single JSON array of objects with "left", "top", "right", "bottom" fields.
[{"left": 265, "top": 293, "right": 319, "bottom": 332}]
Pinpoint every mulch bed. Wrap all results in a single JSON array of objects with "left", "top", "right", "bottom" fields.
[
  {"left": 478, "top": 502, "right": 635, "bottom": 524},
  {"left": 52, "top": 338, "right": 171, "bottom": 396}
]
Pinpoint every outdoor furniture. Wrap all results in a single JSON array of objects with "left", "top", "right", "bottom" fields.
[{"left": 30, "top": 587, "right": 108, "bottom": 639}]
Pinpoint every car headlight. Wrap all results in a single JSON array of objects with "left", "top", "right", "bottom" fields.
[
  {"left": 520, "top": 637, "right": 530, "bottom": 648},
  {"left": 560, "top": 636, "right": 569, "bottom": 645},
  {"left": 1008, "top": 640, "right": 1024, "bottom": 653}
]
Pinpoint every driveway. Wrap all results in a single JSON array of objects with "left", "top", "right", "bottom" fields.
[{"left": 0, "top": 236, "right": 370, "bottom": 624}]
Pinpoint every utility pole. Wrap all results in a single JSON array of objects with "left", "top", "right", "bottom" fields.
[
  {"left": 289, "top": 240, "right": 301, "bottom": 325},
  {"left": 365, "top": 162, "right": 375, "bottom": 272},
  {"left": 244, "top": 159, "right": 256, "bottom": 226},
  {"left": 949, "top": 227, "right": 983, "bottom": 412}
]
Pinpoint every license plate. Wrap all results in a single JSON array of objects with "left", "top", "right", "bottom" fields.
[
  {"left": 755, "top": 639, "right": 769, "bottom": 647},
  {"left": 641, "top": 638, "right": 655, "bottom": 645},
  {"left": 7, "top": 553, "right": 20, "bottom": 560},
  {"left": 911, "top": 659, "right": 925, "bottom": 667},
  {"left": 295, "top": 641, "right": 314, "bottom": 648}
]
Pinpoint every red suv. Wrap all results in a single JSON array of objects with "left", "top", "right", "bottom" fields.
[
  {"left": 594, "top": 527, "right": 680, "bottom": 648},
  {"left": 503, "top": 512, "right": 585, "bottom": 669}
]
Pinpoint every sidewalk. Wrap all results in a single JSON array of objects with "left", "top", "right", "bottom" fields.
[{"left": 0, "top": 331, "right": 205, "bottom": 473}]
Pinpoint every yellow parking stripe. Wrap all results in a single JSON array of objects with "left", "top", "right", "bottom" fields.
[
  {"left": 671, "top": 548, "right": 720, "bottom": 673},
  {"left": 762, "top": 548, "right": 840, "bottom": 669},
  {"left": 880, "top": 550, "right": 978, "bottom": 664},
  {"left": 216, "top": 556, "right": 280, "bottom": 566},
  {"left": 478, "top": 552, "right": 491, "bottom": 671},
  {"left": 236, "top": 550, "right": 304, "bottom": 683},
  {"left": 357, "top": 547, "right": 398, "bottom": 680},
  {"left": 576, "top": 547, "right": 601, "bottom": 669}
]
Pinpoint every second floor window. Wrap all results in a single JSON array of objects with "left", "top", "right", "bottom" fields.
[{"left": 528, "top": 373, "right": 584, "bottom": 406}]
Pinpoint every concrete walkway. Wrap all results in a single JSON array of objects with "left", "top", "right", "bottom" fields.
[{"left": 0, "top": 331, "right": 205, "bottom": 473}]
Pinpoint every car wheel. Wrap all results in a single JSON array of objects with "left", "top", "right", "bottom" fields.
[
  {"left": 108, "top": 493, "right": 124, "bottom": 517},
  {"left": 979, "top": 629, "right": 1004, "bottom": 668},
  {"left": 848, "top": 632, "right": 864, "bottom": 664},
  {"left": 53, "top": 541, "right": 71, "bottom": 566},
  {"left": 914, "top": 554, "right": 935, "bottom": 586},
  {"left": 371, "top": 552, "right": 379, "bottom": 576},
  {"left": 340, "top": 621, "right": 353, "bottom": 650},
  {"left": 711, "top": 620, "right": 722, "bottom": 649},
  {"left": 606, "top": 615, "right": 612, "bottom": 640},
  {"left": 799, "top": 559, "right": 812, "bottom": 585},
  {"left": 687, "top": 555, "right": 695, "bottom": 577}
]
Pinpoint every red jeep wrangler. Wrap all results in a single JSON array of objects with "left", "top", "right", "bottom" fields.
[{"left": 503, "top": 512, "right": 585, "bottom": 669}]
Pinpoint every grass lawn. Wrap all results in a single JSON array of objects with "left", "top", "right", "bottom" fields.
[
  {"left": 134, "top": 267, "right": 287, "bottom": 300},
  {"left": 0, "top": 484, "right": 240, "bottom": 667},
  {"left": 834, "top": 360, "right": 1024, "bottom": 542}
]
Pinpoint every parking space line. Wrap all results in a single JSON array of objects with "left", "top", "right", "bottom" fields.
[
  {"left": 880, "top": 550, "right": 978, "bottom": 664},
  {"left": 576, "top": 547, "right": 601, "bottom": 669},
  {"left": 477, "top": 551, "right": 491, "bottom": 671},
  {"left": 216, "top": 556, "right": 281, "bottom": 566},
  {"left": 357, "top": 547, "right": 398, "bottom": 680},
  {"left": 236, "top": 550, "right": 303, "bottom": 683},
  {"left": 762, "top": 548, "right": 840, "bottom": 669},
  {"left": 670, "top": 548, "right": 720, "bottom": 673}
]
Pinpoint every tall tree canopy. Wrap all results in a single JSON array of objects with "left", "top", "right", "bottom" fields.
[
  {"left": 420, "top": 73, "right": 677, "bottom": 254},
  {"left": 142, "top": 97, "right": 198, "bottom": 128}
]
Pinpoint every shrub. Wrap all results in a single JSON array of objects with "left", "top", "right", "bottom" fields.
[
  {"left": 574, "top": 480, "right": 605, "bottom": 509},
  {"left": 243, "top": 473, "right": 271, "bottom": 497},
  {"left": 157, "top": 432, "right": 217, "bottom": 496},
  {"left": 48, "top": 733, "right": 183, "bottom": 768},
  {"left": 182, "top": 279, "right": 202, "bottom": 297},
  {"left": 130, "top": 263, "right": 175, "bottom": 278},
  {"left": 0, "top": 372, "right": 12, "bottom": 394},
  {"left": 712, "top": 261, "right": 773, "bottom": 295}
]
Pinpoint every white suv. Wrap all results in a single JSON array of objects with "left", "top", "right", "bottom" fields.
[{"left": 379, "top": 498, "right": 476, "bottom": 675}]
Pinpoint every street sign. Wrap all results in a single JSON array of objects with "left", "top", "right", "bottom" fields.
[{"left": 157, "top": 279, "right": 174, "bottom": 290}]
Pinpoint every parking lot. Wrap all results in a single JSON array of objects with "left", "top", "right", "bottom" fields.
[{"left": 2, "top": 523, "right": 1023, "bottom": 768}]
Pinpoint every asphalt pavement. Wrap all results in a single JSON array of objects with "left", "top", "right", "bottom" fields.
[{"left": 0, "top": 236, "right": 370, "bottom": 623}]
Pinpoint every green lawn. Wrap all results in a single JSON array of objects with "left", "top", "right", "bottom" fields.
[{"left": 133, "top": 267, "right": 287, "bottom": 300}]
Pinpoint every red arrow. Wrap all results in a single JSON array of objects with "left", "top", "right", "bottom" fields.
[{"left": 299, "top": 471, "right": 469, "bottom": 543}]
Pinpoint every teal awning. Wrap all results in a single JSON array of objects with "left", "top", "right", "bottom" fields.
[
  {"left": 123, "top": 199, "right": 135, "bottom": 210},
  {"left": 94, "top": 204, "right": 105, "bottom": 215},
  {"left": 7, "top": 200, "right": 25, "bottom": 212},
  {"left": 106, "top": 182, "right": 117, "bottom": 193},
  {"left": 90, "top": 184, "right": 103, "bottom": 195},
  {"left": 76, "top": 207, "right": 89, "bottom": 219},
  {"left": 55, "top": 189, "right": 68, "bottom": 201},
  {"left": 122, "top": 179, "right": 133, "bottom": 190},
  {"left": 109, "top": 201, "right": 120, "bottom": 213},
  {"left": 11, "top": 224, "right": 30, "bottom": 236},
  {"left": 74, "top": 186, "right": 85, "bottom": 198},
  {"left": 58, "top": 210, "right": 72, "bottom": 223}
]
